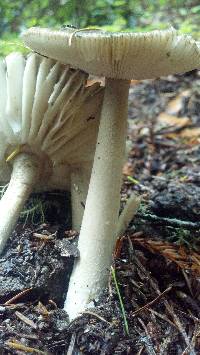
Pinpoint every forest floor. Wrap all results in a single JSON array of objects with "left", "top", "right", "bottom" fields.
[{"left": 0, "top": 70, "right": 200, "bottom": 355}]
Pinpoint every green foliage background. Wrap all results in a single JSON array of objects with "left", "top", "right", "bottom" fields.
[{"left": 0, "top": 0, "right": 200, "bottom": 56}]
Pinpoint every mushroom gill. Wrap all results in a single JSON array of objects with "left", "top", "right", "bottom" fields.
[{"left": 0, "top": 52, "right": 104, "bottom": 254}]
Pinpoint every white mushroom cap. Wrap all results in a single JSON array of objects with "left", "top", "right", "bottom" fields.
[
  {"left": 0, "top": 52, "right": 103, "bottom": 191},
  {"left": 23, "top": 27, "right": 200, "bottom": 80}
]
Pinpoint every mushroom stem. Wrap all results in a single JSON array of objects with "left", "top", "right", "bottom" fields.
[
  {"left": 65, "top": 78, "right": 130, "bottom": 319},
  {"left": 116, "top": 194, "right": 141, "bottom": 238},
  {"left": 70, "top": 164, "right": 91, "bottom": 231},
  {"left": 0, "top": 153, "right": 40, "bottom": 254}
]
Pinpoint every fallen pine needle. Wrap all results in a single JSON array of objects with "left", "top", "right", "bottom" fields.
[
  {"left": 111, "top": 266, "right": 129, "bottom": 336},
  {"left": 4, "top": 288, "right": 32, "bottom": 305},
  {"left": 48, "top": 299, "right": 58, "bottom": 308},
  {"left": 149, "top": 308, "right": 178, "bottom": 329},
  {"left": 6, "top": 340, "right": 47, "bottom": 354},
  {"left": 132, "top": 286, "right": 172, "bottom": 316}
]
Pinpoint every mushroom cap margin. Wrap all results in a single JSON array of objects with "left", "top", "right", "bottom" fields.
[{"left": 23, "top": 27, "right": 200, "bottom": 80}]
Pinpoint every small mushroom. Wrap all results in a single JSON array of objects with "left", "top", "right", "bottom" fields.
[
  {"left": 0, "top": 52, "right": 103, "bottom": 253},
  {"left": 23, "top": 27, "right": 200, "bottom": 319}
]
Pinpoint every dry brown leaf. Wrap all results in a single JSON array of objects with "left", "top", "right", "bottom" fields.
[
  {"left": 179, "top": 127, "right": 200, "bottom": 138},
  {"left": 166, "top": 90, "right": 190, "bottom": 115},
  {"left": 132, "top": 237, "right": 200, "bottom": 276},
  {"left": 165, "top": 131, "right": 200, "bottom": 145},
  {"left": 35, "top": 301, "right": 49, "bottom": 316},
  {"left": 131, "top": 79, "right": 141, "bottom": 85},
  {"left": 123, "top": 162, "right": 134, "bottom": 176},
  {"left": 186, "top": 138, "right": 200, "bottom": 145},
  {"left": 157, "top": 112, "right": 191, "bottom": 128},
  {"left": 86, "top": 76, "right": 105, "bottom": 87}
]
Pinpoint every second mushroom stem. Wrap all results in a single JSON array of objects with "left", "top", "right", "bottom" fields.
[
  {"left": 65, "top": 78, "right": 130, "bottom": 319},
  {"left": 0, "top": 153, "right": 40, "bottom": 254}
]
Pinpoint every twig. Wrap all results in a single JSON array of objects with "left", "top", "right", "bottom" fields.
[
  {"left": 81, "top": 310, "right": 111, "bottom": 324},
  {"left": 130, "top": 248, "right": 178, "bottom": 331},
  {"left": 68, "top": 310, "right": 111, "bottom": 328},
  {"left": 4, "top": 288, "right": 32, "bottom": 305},
  {"left": 138, "top": 318, "right": 157, "bottom": 355},
  {"left": 136, "top": 211, "right": 200, "bottom": 229},
  {"left": 132, "top": 286, "right": 172, "bottom": 316},
  {"left": 182, "top": 269, "right": 194, "bottom": 296},
  {"left": 176, "top": 290, "right": 200, "bottom": 314},
  {"left": 129, "top": 235, "right": 196, "bottom": 352},
  {"left": 167, "top": 304, "right": 196, "bottom": 355},
  {"left": 15, "top": 310, "right": 37, "bottom": 329},
  {"left": 150, "top": 308, "right": 178, "bottom": 330},
  {"left": 179, "top": 309, "right": 200, "bottom": 323},
  {"left": 182, "top": 323, "right": 198, "bottom": 355},
  {"left": 67, "top": 333, "right": 82, "bottom": 355},
  {"left": 9, "top": 330, "right": 38, "bottom": 340},
  {"left": 136, "top": 346, "right": 145, "bottom": 355}
]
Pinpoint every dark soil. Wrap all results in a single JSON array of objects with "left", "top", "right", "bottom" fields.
[{"left": 1, "top": 71, "right": 200, "bottom": 354}]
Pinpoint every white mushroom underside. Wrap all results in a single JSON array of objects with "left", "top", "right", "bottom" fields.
[
  {"left": 0, "top": 52, "right": 104, "bottom": 189},
  {"left": 0, "top": 52, "right": 105, "bottom": 254}
]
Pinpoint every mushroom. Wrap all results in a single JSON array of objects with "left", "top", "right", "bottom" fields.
[
  {"left": 0, "top": 51, "right": 104, "bottom": 253},
  {"left": 23, "top": 27, "right": 200, "bottom": 319}
]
